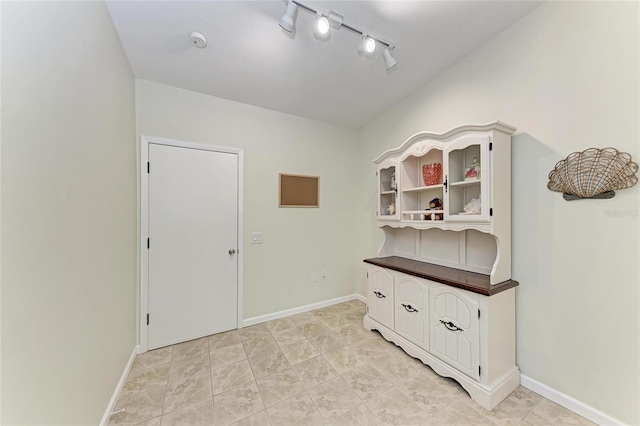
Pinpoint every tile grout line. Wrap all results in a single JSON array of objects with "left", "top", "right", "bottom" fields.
[
  {"left": 158, "top": 345, "right": 175, "bottom": 423},
  {"left": 206, "top": 333, "right": 216, "bottom": 422}
]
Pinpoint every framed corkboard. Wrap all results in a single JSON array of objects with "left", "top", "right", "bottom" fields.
[{"left": 279, "top": 173, "right": 319, "bottom": 208}]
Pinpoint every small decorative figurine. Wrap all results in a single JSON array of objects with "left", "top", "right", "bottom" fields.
[
  {"left": 423, "top": 197, "right": 443, "bottom": 220},
  {"left": 464, "top": 157, "right": 481, "bottom": 181},
  {"left": 410, "top": 214, "right": 414, "bottom": 221},
  {"left": 389, "top": 172, "right": 396, "bottom": 191},
  {"left": 387, "top": 203, "right": 395, "bottom": 215}
]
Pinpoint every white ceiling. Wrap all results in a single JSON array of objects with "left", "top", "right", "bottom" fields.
[{"left": 106, "top": 1, "right": 542, "bottom": 128}]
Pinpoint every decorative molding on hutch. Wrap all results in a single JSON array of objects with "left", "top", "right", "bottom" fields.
[{"left": 373, "top": 121, "right": 517, "bottom": 165}]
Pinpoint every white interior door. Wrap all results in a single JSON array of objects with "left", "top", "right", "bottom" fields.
[{"left": 148, "top": 143, "right": 238, "bottom": 350}]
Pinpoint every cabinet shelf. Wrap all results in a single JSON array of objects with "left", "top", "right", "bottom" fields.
[
  {"left": 450, "top": 179, "right": 481, "bottom": 188},
  {"left": 447, "top": 214, "right": 485, "bottom": 222},
  {"left": 403, "top": 210, "right": 443, "bottom": 215},
  {"left": 402, "top": 184, "right": 444, "bottom": 193},
  {"left": 380, "top": 190, "right": 396, "bottom": 195}
]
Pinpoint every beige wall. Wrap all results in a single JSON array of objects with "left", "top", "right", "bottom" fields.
[
  {"left": 355, "top": 2, "right": 639, "bottom": 423},
  {"left": 135, "top": 80, "right": 358, "bottom": 320},
  {"left": 1, "top": 2, "right": 137, "bottom": 424}
]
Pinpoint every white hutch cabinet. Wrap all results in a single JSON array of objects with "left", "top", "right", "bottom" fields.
[{"left": 364, "top": 122, "right": 519, "bottom": 410}]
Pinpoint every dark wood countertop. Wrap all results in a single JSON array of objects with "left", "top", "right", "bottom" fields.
[{"left": 363, "top": 256, "right": 518, "bottom": 296}]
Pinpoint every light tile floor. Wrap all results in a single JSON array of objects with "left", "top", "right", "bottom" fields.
[{"left": 108, "top": 300, "right": 594, "bottom": 426}]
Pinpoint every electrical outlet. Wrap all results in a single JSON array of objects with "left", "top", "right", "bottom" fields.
[
  {"left": 311, "top": 272, "right": 318, "bottom": 283},
  {"left": 321, "top": 271, "right": 327, "bottom": 280}
]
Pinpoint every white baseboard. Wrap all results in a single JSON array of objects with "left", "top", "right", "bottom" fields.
[
  {"left": 243, "top": 294, "right": 366, "bottom": 327},
  {"left": 520, "top": 375, "right": 623, "bottom": 426},
  {"left": 353, "top": 293, "right": 366, "bottom": 303},
  {"left": 99, "top": 345, "right": 139, "bottom": 426}
]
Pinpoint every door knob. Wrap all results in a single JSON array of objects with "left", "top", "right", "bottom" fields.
[{"left": 229, "top": 249, "right": 236, "bottom": 255}]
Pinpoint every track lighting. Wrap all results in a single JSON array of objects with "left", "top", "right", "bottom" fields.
[
  {"left": 279, "top": 0, "right": 297, "bottom": 33},
  {"left": 383, "top": 46, "right": 397, "bottom": 71},
  {"left": 278, "top": 0, "right": 397, "bottom": 71}
]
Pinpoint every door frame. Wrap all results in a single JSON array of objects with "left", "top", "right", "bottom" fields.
[{"left": 139, "top": 135, "right": 244, "bottom": 353}]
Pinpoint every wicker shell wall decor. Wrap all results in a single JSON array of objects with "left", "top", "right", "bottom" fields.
[{"left": 547, "top": 147, "right": 638, "bottom": 201}]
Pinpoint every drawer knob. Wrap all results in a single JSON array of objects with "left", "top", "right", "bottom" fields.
[
  {"left": 440, "top": 320, "right": 464, "bottom": 332},
  {"left": 401, "top": 303, "right": 419, "bottom": 313}
]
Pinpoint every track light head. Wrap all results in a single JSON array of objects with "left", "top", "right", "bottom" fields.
[
  {"left": 383, "top": 46, "right": 397, "bottom": 71},
  {"left": 314, "top": 12, "right": 331, "bottom": 40},
  {"left": 279, "top": 1, "right": 297, "bottom": 33},
  {"left": 364, "top": 37, "right": 376, "bottom": 53},
  {"left": 358, "top": 34, "right": 376, "bottom": 55},
  {"left": 316, "top": 13, "right": 330, "bottom": 35}
]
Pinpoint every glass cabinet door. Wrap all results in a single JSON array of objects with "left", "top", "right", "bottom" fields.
[
  {"left": 378, "top": 164, "right": 399, "bottom": 220},
  {"left": 443, "top": 136, "right": 490, "bottom": 222}
]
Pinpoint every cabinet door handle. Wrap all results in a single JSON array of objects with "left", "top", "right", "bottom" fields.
[
  {"left": 401, "top": 303, "right": 419, "bottom": 313},
  {"left": 444, "top": 175, "right": 448, "bottom": 193},
  {"left": 373, "top": 291, "right": 386, "bottom": 299},
  {"left": 440, "top": 320, "right": 463, "bottom": 332}
]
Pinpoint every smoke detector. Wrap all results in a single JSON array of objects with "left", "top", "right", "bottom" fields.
[{"left": 189, "top": 32, "right": 207, "bottom": 48}]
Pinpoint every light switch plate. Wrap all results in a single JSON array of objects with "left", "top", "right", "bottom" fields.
[{"left": 251, "top": 232, "right": 263, "bottom": 244}]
